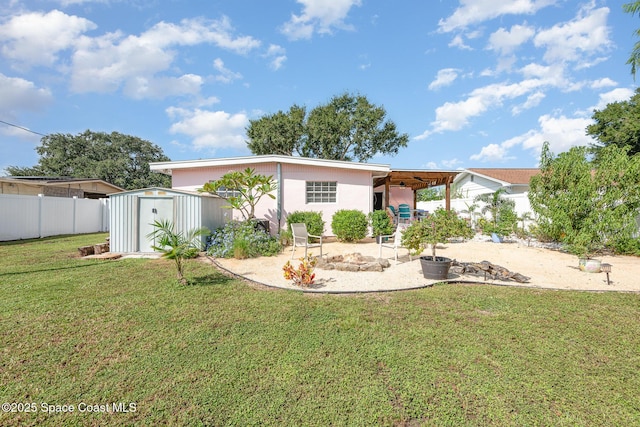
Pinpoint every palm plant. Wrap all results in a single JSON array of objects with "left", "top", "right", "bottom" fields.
[
  {"left": 474, "top": 188, "right": 517, "bottom": 236},
  {"left": 147, "top": 219, "right": 210, "bottom": 285}
]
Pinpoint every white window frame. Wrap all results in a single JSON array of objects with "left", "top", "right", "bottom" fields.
[{"left": 306, "top": 181, "right": 337, "bottom": 203}]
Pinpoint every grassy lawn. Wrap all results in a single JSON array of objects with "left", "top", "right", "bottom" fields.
[{"left": 1, "top": 233, "right": 639, "bottom": 426}]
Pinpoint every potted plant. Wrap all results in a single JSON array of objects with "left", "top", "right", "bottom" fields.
[
  {"left": 401, "top": 208, "right": 474, "bottom": 280},
  {"left": 369, "top": 209, "right": 395, "bottom": 243},
  {"left": 570, "top": 230, "right": 603, "bottom": 273}
]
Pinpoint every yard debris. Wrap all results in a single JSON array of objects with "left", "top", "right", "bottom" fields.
[{"left": 450, "top": 260, "right": 530, "bottom": 283}]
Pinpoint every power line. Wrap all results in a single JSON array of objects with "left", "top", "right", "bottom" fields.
[{"left": 0, "top": 119, "right": 47, "bottom": 137}]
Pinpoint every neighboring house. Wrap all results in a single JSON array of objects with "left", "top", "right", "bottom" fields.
[
  {"left": 417, "top": 168, "right": 540, "bottom": 218},
  {"left": 0, "top": 176, "right": 124, "bottom": 199},
  {"left": 150, "top": 155, "right": 460, "bottom": 235},
  {"left": 453, "top": 168, "right": 540, "bottom": 199}
]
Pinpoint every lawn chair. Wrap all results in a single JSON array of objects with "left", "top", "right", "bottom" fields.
[
  {"left": 386, "top": 206, "right": 398, "bottom": 225},
  {"left": 398, "top": 204, "right": 411, "bottom": 223},
  {"left": 378, "top": 223, "right": 412, "bottom": 263},
  {"left": 290, "top": 223, "right": 323, "bottom": 259}
]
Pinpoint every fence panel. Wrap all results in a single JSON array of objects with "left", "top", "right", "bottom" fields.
[{"left": 0, "top": 194, "right": 109, "bottom": 241}]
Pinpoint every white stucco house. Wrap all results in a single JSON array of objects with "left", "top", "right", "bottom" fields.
[{"left": 150, "top": 155, "right": 460, "bottom": 235}]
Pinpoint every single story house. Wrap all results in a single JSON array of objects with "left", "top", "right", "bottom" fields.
[
  {"left": 150, "top": 155, "right": 460, "bottom": 235},
  {"left": 417, "top": 168, "right": 541, "bottom": 218},
  {"left": 0, "top": 176, "right": 124, "bottom": 199},
  {"left": 452, "top": 168, "right": 540, "bottom": 199}
]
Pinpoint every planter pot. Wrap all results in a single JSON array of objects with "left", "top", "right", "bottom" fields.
[
  {"left": 579, "top": 258, "right": 601, "bottom": 273},
  {"left": 420, "top": 256, "right": 452, "bottom": 280},
  {"left": 491, "top": 232, "right": 503, "bottom": 243}
]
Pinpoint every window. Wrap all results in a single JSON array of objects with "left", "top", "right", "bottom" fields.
[
  {"left": 215, "top": 186, "right": 241, "bottom": 199},
  {"left": 306, "top": 181, "right": 336, "bottom": 203}
]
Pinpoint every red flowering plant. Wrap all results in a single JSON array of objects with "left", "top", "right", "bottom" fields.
[{"left": 283, "top": 253, "right": 318, "bottom": 287}]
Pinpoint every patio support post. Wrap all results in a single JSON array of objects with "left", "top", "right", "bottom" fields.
[
  {"left": 384, "top": 176, "right": 390, "bottom": 208},
  {"left": 413, "top": 189, "right": 417, "bottom": 210},
  {"left": 445, "top": 180, "right": 451, "bottom": 211}
]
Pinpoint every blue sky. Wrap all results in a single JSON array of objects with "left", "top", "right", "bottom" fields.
[{"left": 1, "top": 0, "right": 637, "bottom": 174}]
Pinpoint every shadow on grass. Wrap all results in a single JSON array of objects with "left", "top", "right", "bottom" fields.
[
  {"left": 187, "top": 273, "right": 236, "bottom": 287},
  {"left": 0, "top": 262, "right": 104, "bottom": 276}
]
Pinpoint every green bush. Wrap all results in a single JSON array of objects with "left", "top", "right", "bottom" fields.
[
  {"left": 286, "top": 211, "right": 325, "bottom": 237},
  {"left": 206, "top": 220, "right": 282, "bottom": 259},
  {"left": 368, "top": 210, "right": 395, "bottom": 237},
  {"left": 331, "top": 209, "right": 368, "bottom": 242},
  {"left": 611, "top": 237, "right": 640, "bottom": 256}
]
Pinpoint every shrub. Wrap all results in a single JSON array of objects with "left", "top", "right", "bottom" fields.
[
  {"left": 369, "top": 209, "right": 395, "bottom": 237},
  {"left": 283, "top": 254, "right": 317, "bottom": 287},
  {"left": 331, "top": 209, "right": 368, "bottom": 242},
  {"left": 206, "top": 220, "right": 282, "bottom": 259},
  {"left": 611, "top": 237, "right": 640, "bottom": 256},
  {"left": 286, "top": 211, "right": 325, "bottom": 238}
]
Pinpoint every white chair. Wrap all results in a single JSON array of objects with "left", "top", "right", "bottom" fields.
[
  {"left": 378, "top": 223, "right": 412, "bottom": 263},
  {"left": 291, "top": 223, "right": 323, "bottom": 259}
]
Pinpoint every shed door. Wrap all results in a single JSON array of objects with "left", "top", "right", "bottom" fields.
[{"left": 138, "top": 197, "right": 174, "bottom": 252}]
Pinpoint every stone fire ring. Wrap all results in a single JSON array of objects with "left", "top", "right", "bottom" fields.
[{"left": 317, "top": 253, "right": 391, "bottom": 272}]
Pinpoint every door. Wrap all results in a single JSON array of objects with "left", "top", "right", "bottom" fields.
[
  {"left": 374, "top": 192, "right": 383, "bottom": 211},
  {"left": 138, "top": 197, "right": 174, "bottom": 252}
]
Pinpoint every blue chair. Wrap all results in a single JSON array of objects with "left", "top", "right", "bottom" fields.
[{"left": 398, "top": 204, "right": 411, "bottom": 223}]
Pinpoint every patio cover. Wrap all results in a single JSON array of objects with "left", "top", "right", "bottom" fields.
[{"left": 373, "top": 169, "right": 461, "bottom": 210}]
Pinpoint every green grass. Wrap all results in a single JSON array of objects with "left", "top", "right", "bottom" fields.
[{"left": 1, "top": 233, "right": 639, "bottom": 426}]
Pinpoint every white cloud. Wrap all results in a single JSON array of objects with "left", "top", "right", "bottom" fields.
[
  {"left": 212, "top": 58, "right": 243, "bottom": 83},
  {"left": 590, "top": 78, "right": 617, "bottom": 89},
  {"left": 280, "top": 0, "right": 362, "bottom": 40},
  {"left": 70, "top": 16, "right": 260, "bottom": 96},
  {"left": 470, "top": 143, "right": 512, "bottom": 162},
  {"left": 428, "top": 68, "right": 460, "bottom": 90},
  {"left": 591, "top": 87, "right": 634, "bottom": 110},
  {"left": 166, "top": 107, "right": 249, "bottom": 151},
  {"left": 534, "top": 4, "right": 611, "bottom": 66},
  {"left": 473, "top": 113, "right": 594, "bottom": 163},
  {"left": 442, "top": 158, "right": 463, "bottom": 169},
  {"left": 124, "top": 74, "right": 203, "bottom": 99},
  {"left": 431, "top": 80, "right": 544, "bottom": 133},
  {"left": 0, "top": 73, "right": 53, "bottom": 114},
  {"left": 0, "top": 10, "right": 96, "bottom": 69},
  {"left": 487, "top": 24, "right": 535, "bottom": 55},
  {"left": 448, "top": 34, "right": 472, "bottom": 50},
  {"left": 264, "top": 44, "right": 287, "bottom": 70},
  {"left": 438, "top": 0, "right": 556, "bottom": 33},
  {"left": 512, "top": 91, "right": 545, "bottom": 115}
]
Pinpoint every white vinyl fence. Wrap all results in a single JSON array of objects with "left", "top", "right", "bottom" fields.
[
  {"left": 417, "top": 193, "right": 533, "bottom": 217},
  {"left": 0, "top": 194, "right": 109, "bottom": 241}
]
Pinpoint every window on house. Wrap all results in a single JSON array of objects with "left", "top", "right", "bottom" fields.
[
  {"left": 215, "top": 186, "right": 241, "bottom": 199},
  {"left": 306, "top": 181, "right": 337, "bottom": 203}
]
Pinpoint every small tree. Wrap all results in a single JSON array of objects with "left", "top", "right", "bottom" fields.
[
  {"left": 368, "top": 210, "right": 395, "bottom": 238},
  {"left": 147, "top": 220, "right": 209, "bottom": 285},
  {"left": 199, "top": 168, "right": 276, "bottom": 220},
  {"left": 401, "top": 208, "right": 474, "bottom": 258}
]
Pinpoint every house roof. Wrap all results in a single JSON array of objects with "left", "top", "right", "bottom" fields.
[
  {"left": 108, "top": 186, "right": 220, "bottom": 197},
  {"left": 1, "top": 176, "right": 124, "bottom": 193},
  {"left": 456, "top": 168, "right": 540, "bottom": 186},
  {"left": 150, "top": 154, "right": 390, "bottom": 175}
]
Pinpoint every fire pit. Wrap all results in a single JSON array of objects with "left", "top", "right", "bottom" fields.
[{"left": 317, "top": 253, "right": 391, "bottom": 272}]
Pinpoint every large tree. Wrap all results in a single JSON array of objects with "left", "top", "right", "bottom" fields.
[
  {"left": 6, "top": 130, "right": 171, "bottom": 190},
  {"left": 246, "top": 105, "right": 306, "bottom": 156},
  {"left": 245, "top": 92, "right": 409, "bottom": 162},
  {"left": 586, "top": 87, "right": 640, "bottom": 158}
]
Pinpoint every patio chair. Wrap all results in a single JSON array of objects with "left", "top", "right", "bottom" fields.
[
  {"left": 398, "top": 204, "right": 411, "bottom": 223},
  {"left": 386, "top": 206, "right": 398, "bottom": 225},
  {"left": 290, "top": 223, "right": 323, "bottom": 259},
  {"left": 378, "top": 223, "right": 412, "bottom": 263}
]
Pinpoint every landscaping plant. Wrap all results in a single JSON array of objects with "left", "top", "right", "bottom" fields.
[
  {"left": 283, "top": 253, "right": 317, "bottom": 287},
  {"left": 286, "top": 210, "right": 325, "bottom": 240},
  {"left": 474, "top": 188, "right": 517, "bottom": 237},
  {"left": 331, "top": 209, "right": 368, "bottom": 242},
  {"left": 206, "top": 220, "right": 281, "bottom": 259},
  {"left": 199, "top": 168, "right": 277, "bottom": 220},
  {"left": 368, "top": 209, "right": 395, "bottom": 238},
  {"left": 401, "top": 208, "right": 474, "bottom": 258},
  {"left": 147, "top": 219, "right": 209, "bottom": 285}
]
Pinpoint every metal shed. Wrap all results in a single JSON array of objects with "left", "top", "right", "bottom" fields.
[{"left": 109, "top": 187, "right": 229, "bottom": 253}]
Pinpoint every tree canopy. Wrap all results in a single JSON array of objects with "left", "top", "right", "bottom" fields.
[
  {"left": 245, "top": 92, "right": 409, "bottom": 162},
  {"left": 529, "top": 142, "right": 640, "bottom": 256},
  {"left": 587, "top": 87, "right": 640, "bottom": 157},
  {"left": 6, "top": 130, "right": 171, "bottom": 190}
]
